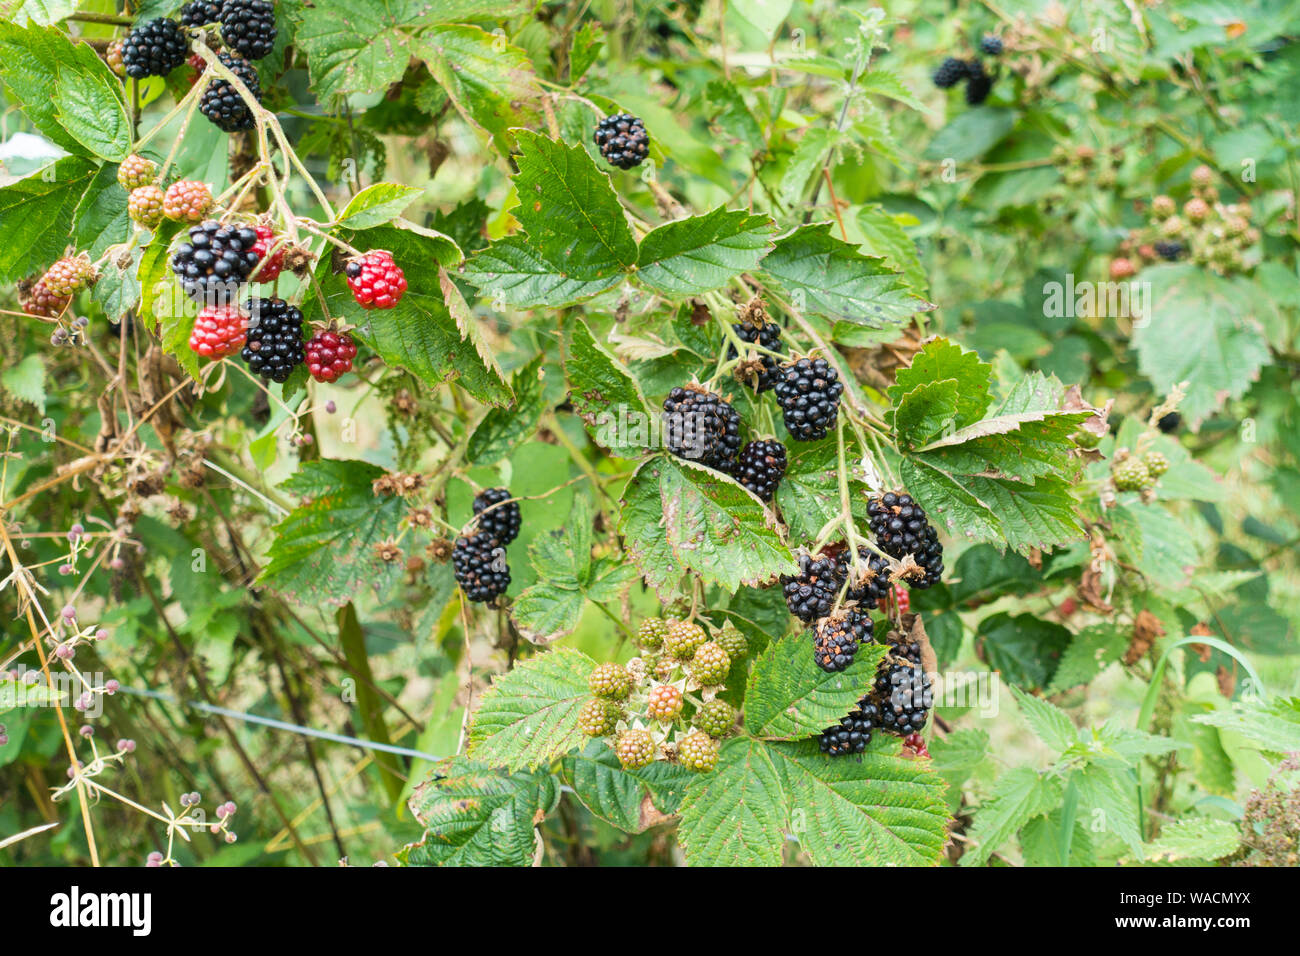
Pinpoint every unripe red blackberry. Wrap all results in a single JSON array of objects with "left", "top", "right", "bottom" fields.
[
  {"left": 661, "top": 384, "right": 742, "bottom": 475},
  {"left": 1191, "top": 164, "right": 1214, "bottom": 187},
  {"left": 22, "top": 279, "right": 70, "bottom": 318},
  {"left": 121, "top": 18, "right": 190, "bottom": 79},
  {"left": 1109, "top": 257, "right": 1136, "bottom": 280},
  {"left": 472, "top": 487, "right": 521, "bottom": 546},
  {"left": 593, "top": 113, "right": 649, "bottom": 169},
  {"left": 189, "top": 303, "right": 248, "bottom": 359},
  {"left": 118, "top": 155, "right": 158, "bottom": 190},
  {"left": 692, "top": 699, "right": 736, "bottom": 738},
  {"left": 811, "top": 607, "right": 874, "bottom": 674},
  {"left": 781, "top": 552, "right": 843, "bottom": 623},
  {"left": 42, "top": 256, "right": 97, "bottom": 297},
  {"left": 734, "top": 439, "right": 786, "bottom": 501},
  {"left": 578, "top": 698, "right": 622, "bottom": 737},
  {"left": 345, "top": 250, "right": 407, "bottom": 309},
  {"left": 615, "top": 728, "right": 656, "bottom": 769},
  {"left": 106, "top": 39, "right": 127, "bottom": 77},
  {"left": 249, "top": 224, "right": 285, "bottom": 281},
  {"left": 677, "top": 730, "right": 719, "bottom": 772},
  {"left": 1151, "top": 195, "right": 1176, "bottom": 219},
  {"left": 774, "top": 356, "right": 843, "bottom": 442},
  {"left": 1184, "top": 197, "right": 1210, "bottom": 223},
  {"left": 128, "top": 185, "right": 166, "bottom": 229},
  {"left": 645, "top": 683, "right": 684, "bottom": 722},
  {"left": 163, "top": 180, "right": 214, "bottom": 222},
  {"left": 638, "top": 618, "right": 670, "bottom": 650},
  {"left": 664, "top": 619, "right": 707, "bottom": 660},
  {"left": 304, "top": 329, "right": 357, "bottom": 383},
  {"left": 587, "top": 662, "right": 632, "bottom": 701},
  {"left": 689, "top": 642, "right": 731, "bottom": 686}
]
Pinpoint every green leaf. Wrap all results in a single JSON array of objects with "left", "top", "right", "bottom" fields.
[
  {"left": 402, "top": 757, "right": 557, "bottom": 866},
  {"left": 510, "top": 583, "right": 586, "bottom": 644},
  {"left": 621, "top": 456, "right": 796, "bottom": 592},
  {"left": 976, "top": 612, "right": 1071, "bottom": 690},
  {"left": 893, "top": 379, "right": 960, "bottom": 449},
  {"left": 437, "top": 266, "right": 510, "bottom": 398},
  {"left": 746, "top": 636, "right": 886, "bottom": 739},
  {"left": 468, "top": 356, "right": 547, "bottom": 465},
  {"left": 960, "top": 765, "right": 1059, "bottom": 866},
  {"left": 1009, "top": 685, "right": 1077, "bottom": 752},
  {"left": 1047, "top": 623, "right": 1129, "bottom": 693},
  {"left": 1192, "top": 697, "right": 1300, "bottom": 753},
  {"left": 72, "top": 164, "right": 131, "bottom": 259},
  {"left": 289, "top": 0, "right": 424, "bottom": 103},
  {"left": 467, "top": 647, "right": 596, "bottom": 770},
  {"left": 1072, "top": 764, "right": 1143, "bottom": 857},
  {"left": 0, "top": 156, "right": 95, "bottom": 284},
  {"left": 564, "top": 318, "right": 652, "bottom": 458},
  {"left": 636, "top": 206, "right": 774, "bottom": 297},
  {"left": 561, "top": 740, "right": 694, "bottom": 833},
  {"left": 1144, "top": 818, "right": 1241, "bottom": 862},
  {"left": 924, "top": 108, "right": 1017, "bottom": 161},
  {"left": 0, "top": 355, "right": 45, "bottom": 412},
  {"left": 0, "top": 22, "right": 110, "bottom": 155},
  {"left": 855, "top": 204, "right": 928, "bottom": 295},
  {"left": 759, "top": 222, "right": 921, "bottom": 327},
  {"left": 773, "top": 437, "right": 870, "bottom": 544},
  {"left": 888, "top": 337, "right": 993, "bottom": 428},
  {"left": 677, "top": 737, "right": 788, "bottom": 866},
  {"left": 54, "top": 65, "right": 130, "bottom": 160},
  {"left": 258, "top": 459, "right": 404, "bottom": 606},
  {"left": 568, "top": 21, "right": 604, "bottom": 83},
  {"left": 335, "top": 183, "right": 423, "bottom": 229},
  {"left": 414, "top": 25, "right": 541, "bottom": 146},
  {"left": 779, "top": 127, "right": 834, "bottom": 207}
]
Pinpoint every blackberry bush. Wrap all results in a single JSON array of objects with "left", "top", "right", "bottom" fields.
[{"left": 774, "top": 357, "right": 843, "bottom": 441}]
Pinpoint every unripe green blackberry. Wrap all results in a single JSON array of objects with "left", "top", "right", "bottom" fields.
[
  {"left": 129, "top": 185, "right": 165, "bottom": 228},
  {"left": 638, "top": 617, "right": 669, "bottom": 650},
  {"left": 162, "top": 179, "right": 214, "bottom": 222},
  {"left": 118, "top": 154, "right": 158, "bottom": 190},
  {"left": 615, "top": 728, "right": 656, "bottom": 769},
  {"left": 588, "top": 662, "right": 632, "bottom": 700},
  {"left": 677, "top": 730, "right": 719, "bottom": 772},
  {"left": 690, "top": 642, "right": 731, "bottom": 686},
  {"left": 1113, "top": 457, "right": 1153, "bottom": 492},
  {"left": 1072, "top": 428, "right": 1102, "bottom": 449},
  {"left": 712, "top": 622, "right": 749, "bottom": 662},
  {"left": 693, "top": 700, "right": 736, "bottom": 738},
  {"left": 1151, "top": 195, "right": 1176, "bottom": 219},
  {"left": 645, "top": 683, "right": 684, "bottom": 722},
  {"left": 1184, "top": 197, "right": 1210, "bottom": 223},
  {"left": 664, "top": 619, "right": 707, "bottom": 661},
  {"left": 578, "top": 698, "right": 622, "bottom": 737},
  {"left": 1191, "top": 164, "right": 1214, "bottom": 187},
  {"left": 42, "top": 256, "right": 97, "bottom": 297},
  {"left": 1144, "top": 451, "right": 1169, "bottom": 478}
]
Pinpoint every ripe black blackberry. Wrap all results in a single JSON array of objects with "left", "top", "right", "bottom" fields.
[
  {"left": 1154, "top": 240, "right": 1184, "bottom": 261},
  {"left": 240, "top": 298, "right": 304, "bottom": 383},
  {"left": 473, "top": 488, "right": 521, "bottom": 545},
  {"left": 180, "top": 0, "right": 224, "bottom": 26},
  {"left": 727, "top": 316, "right": 782, "bottom": 392},
  {"left": 199, "top": 51, "right": 261, "bottom": 132},
  {"left": 867, "top": 492, "right": 944, "bottom": 589},
  {"left": 774, "top": 356, "right": 843, "bottom": 442},
  {"left": 781, "top": 552, "right": 843, "bottom": 623},
  {"left": 452, "top": 534, "right": 511, "bottom": 603},
  {"left": 818, "top": 698, "right": 879, "bottom": 757},
  {"left": 841, "top": 547, "right": 896, "bottom": 605},
  {"left": 734, "top": 439, "right": 786, "bottom": 501},
  {"left": 965, "top": 61, "right": 993, "bottom": 105},
  {"left": 221, "top": 0, "right": 277, "bottom": 60},
  {"left": 979, "top": 34, "right": 1004, "bottom": 55},
  {"left": 812, "top": 608, "right": 874, "bottom": 674},
  {"left": 661, "top": 384, "right": 742, "bottom": 475},
  {"left": 121, "top": 18, "right": 190, "bottom": 79},
  {"left": 593, "top": 113, "right": 649, "bottom": 169},
  {"left": 932, "top": 56, "right": 969, "bottom": 89},
  {"left": 1157, "top": 411, "right": 1181, "bottom": 434},
  {"left": 874, "top": 660, "right": 933, "bottom": 736},
  {"left": 170, "top": 220, "right": 261, "bottom": 304}
]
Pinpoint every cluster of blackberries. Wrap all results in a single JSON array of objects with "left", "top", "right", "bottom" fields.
[
  {"left": 931, "top": 36, "right": 1001, "bottom": 105},
  {"left": 661, "top": 386, "right": 790, "bottom": 501},
  {"left": 593, "top": 113, "right": 650, "bottom": 169},
  {"left": 733, "top": 439, "right": 786, "bottom": 502},
  {"left": 782, "top": 552, "right": 843, "bottom": 624},
  {"left": 241, "top": 297, "right": 304, "bottom": 382},
  {"left": 812, "top": 608, "right": 875, "bottom": 674},
  {"left": 867, "top": 492, "right": 944, "bottom": 589},
  {"left": 773, "top": 357, "right": 843, "bottom": 441},
  {"left": 171, "top": 220, "right": 262, "bottom": 304},
  {"left": 1153, "top": 240, "right": 1184, "bottom": 261},
  {"left": 453, "top": 488, "right": 520, "bottom": 603},
  {"left": 817, "top": 639, "right": 932, "bottom": 756},
  {"left": 200, "top": 51, "right": 261, "bottom": 132}
]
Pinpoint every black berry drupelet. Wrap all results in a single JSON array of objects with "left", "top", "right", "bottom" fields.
[
  {"left": 1154, "top": 240, "right": 1184, "bottom": 261},
  {"left": 727, "top": 316, "right": 783, "bottom": 392},
  {"left": 180, "top": 0, "right": 225, "bottom": 26},
  {"left": 867, "top": 492, "right": 944, "bottom": 588},
  {"left": 473, "top": 488, "right": 521, "bottom": 546},
  {"left": 170, "top": 220, "right": 261, "bottom": 304},
  {"left": 452, "top": 534, "right": 511, "bottom": 603},
  {"left": 841, "top": 547, "right": 896, "bottom": 605},
  {"left": 782, "top": 552, "right": 844, "bottom": 623},
  {"left": 874, "top": 660, "right": 933, "bottom": 736},
  {"left": 199, "top": 51, "right": 261, "bottom": 132},
  {"left": 122, "top": 18, "right": 190, "bottom": 79},
  {"left": 818, "top": 698, "right": 879, "bottom": 757},
  {"left": 240, "top": 298, "right": 304, "bottom": 383},
  {"left": 965, "top": 60, "right": 994, "bottom": 105},
  {"left": 932, "top": 56, "right": 969, "bottom": 89},
  {"left": 774, "top": 356, "right": 843, "bottom": 442},
  {"left": 661, "top": 385, "right": 742, "bottom": 475},
  {"left": 812, "top": 607, "right": 875, "bottom": 674},
  {"left": 735, "top": 439, "right": 786, "bottom": 501},
  {"left": 979, "top": 34, "right": 1004, "bottom": 55},
  {"left": 221, "top": 0, "right": 277, "bottom": 60},
  {"left": 593, "top": 113, "right": 650, "bottom": 169}
]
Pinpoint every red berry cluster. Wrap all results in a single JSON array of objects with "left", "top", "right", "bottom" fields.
[
  {"left": 345, "top": 251, "right": 406, "bottom": 309},
  {"left": 249, "top": 224, "right": 285, "bottom": 282},
  {"left": 304, "top": 330, "right": 357, "bottom": 383}
]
